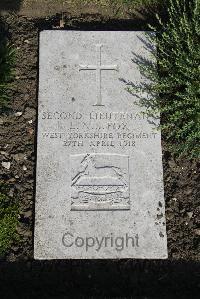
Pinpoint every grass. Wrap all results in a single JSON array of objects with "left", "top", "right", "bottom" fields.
[
  {"left": 0, "top": 184, "right": 19, "bottom": 257},
  {"left": 120, "top": 0, "right": 161, "bottom": 4},
  {"left": 80, "top": 0, "right": 162, "bottom": 9},
  {"left": 128, "top": 0, "right": 200, "bottom": 158},
  {"left": 38, "top": 0, "right": 163, "bottom": 13}
]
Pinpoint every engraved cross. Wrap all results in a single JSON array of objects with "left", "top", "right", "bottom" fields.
[{"left": 79, "top": 44, "right": 119, "bottom": 106}]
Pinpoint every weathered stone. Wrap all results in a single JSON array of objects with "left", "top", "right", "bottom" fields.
[
  {"left": 34, "top": 31, "right": 168, "bottom": 259},
  {"left": 2, "top": 161, "right": 11, "bottom": 170},
  {"left": 15, "top": 111, "right": 23, "bottom": 117},
  {"left": 23, "top": 107, "right": 36, "bottom": 119}
]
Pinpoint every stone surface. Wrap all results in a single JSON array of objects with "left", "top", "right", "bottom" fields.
[{"left": 34, "top": 31, "right": 168, "bottom": 259}]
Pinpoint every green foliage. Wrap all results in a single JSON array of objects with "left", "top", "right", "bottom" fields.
[
  {"left": 0, "top": 27, "right": 15, "bottom": 109},
  {"left": 0, "top": 184, "right": 19, "bottom": 256},
  {"left": 129, "top": 0, "right": 200, "bottom": 158}
]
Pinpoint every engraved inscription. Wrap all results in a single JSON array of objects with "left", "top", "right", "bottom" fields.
[
  {"left": 71, "top": 153, "right": 130, "bottom": 211},
  {"left": 40, "top": 110, "right": 158, "bottom": 148},
  {"left": 79, "top": 44, "right": 119, "bottom": 106}
]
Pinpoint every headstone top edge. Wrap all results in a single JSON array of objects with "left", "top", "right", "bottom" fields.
[{"left": 39, "top": 30, "right": 153, "bottom": 35}]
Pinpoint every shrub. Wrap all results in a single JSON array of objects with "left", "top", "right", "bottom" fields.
[{"left": 128, "top": 0, "right": 200, "bottom": 158}]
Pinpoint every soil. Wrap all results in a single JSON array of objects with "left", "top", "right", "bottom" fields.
[
  {"left": 0, "top": 0, "right": 161, "bottom": 19},
  {"left": 0, "top": 9, "right": 199, "bottom": 299}
]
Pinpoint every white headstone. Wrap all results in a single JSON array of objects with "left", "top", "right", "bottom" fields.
[{"left": 34, "top": 31, "right": 168, "bottom": 259}]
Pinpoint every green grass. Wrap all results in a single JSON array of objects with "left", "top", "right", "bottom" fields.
[
  {"left": 0, "top": 184, "right": 19, "bottom": 257},
  {"left": 128, "top": 0, "right": 200, "bottom": 158}
]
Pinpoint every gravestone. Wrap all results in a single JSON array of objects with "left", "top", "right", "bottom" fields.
[{"left": 34, "top": 31, "right": 168, "bottom": 259}]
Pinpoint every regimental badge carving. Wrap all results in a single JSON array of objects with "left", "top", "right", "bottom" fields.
[{"left": 70, "top": 153, "right": 130, "bottom": 211}]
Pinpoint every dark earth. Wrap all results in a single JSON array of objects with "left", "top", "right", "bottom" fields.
[{"left": 0, "top": 9, "right": 199, "bottom": 299}]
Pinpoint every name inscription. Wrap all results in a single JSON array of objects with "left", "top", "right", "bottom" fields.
[{"left": 41, "top": 111, "right": 158, "bottom": 148}]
